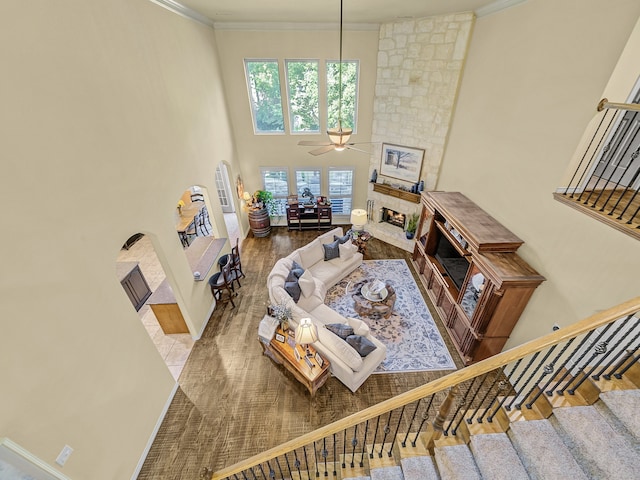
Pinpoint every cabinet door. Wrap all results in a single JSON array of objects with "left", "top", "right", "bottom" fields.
[{"left": 449, "top": 306, "right": 479, "bottom": 360}]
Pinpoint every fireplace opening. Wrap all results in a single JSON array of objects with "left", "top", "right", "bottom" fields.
[{"left": 380, "top": 207, "right": 406, "bottom": 228}]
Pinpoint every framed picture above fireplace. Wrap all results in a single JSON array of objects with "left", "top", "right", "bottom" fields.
[{"left": 380, "top": 143, "right": 424, "bottom": 183}]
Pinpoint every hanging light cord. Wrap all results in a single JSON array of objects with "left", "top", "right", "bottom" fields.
[{"left": 338, "top": 0, "right": 344, "bottom": 130}]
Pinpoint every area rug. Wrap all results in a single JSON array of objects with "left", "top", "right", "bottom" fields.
[{"left": 325, "top": 259, "right": 456, "bottom": 373}]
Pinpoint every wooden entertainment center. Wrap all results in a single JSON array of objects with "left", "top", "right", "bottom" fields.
[{"left": 412, "top": 192, "right": 545, "bottom": 365}]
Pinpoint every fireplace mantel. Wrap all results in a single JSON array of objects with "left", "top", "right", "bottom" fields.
[{"left": 372, "top": 183, "right": 420, "bottom": 203}]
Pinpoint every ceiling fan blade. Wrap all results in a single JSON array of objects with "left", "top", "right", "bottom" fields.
[
  {"left": 308, "top": 145, "right": 336, "bottom": 156},
  {"left": 345, "top": 145, "right": 372, "bottom": 154},
  {"left": 298, "top": 140, "right": 332, "bottom": 146}
]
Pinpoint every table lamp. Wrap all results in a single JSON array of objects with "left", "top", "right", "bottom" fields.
[
  {"left": 350, "top": 209, "right": 367, "bottom": 232},
  {"left": 296, "top": 318, "right": 318, "bottom": 357}
]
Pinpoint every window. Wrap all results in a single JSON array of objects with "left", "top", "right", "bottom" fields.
[
  {"left": 285, "top": 60, "right": 319, "bottom": 133},
  {"left": 261, "top": 168, "right": 289, "bottom": 216},
  {"left": 327, "top": 60, "right": 359, "bottom": 131},
  {"left": 295, "top": 169, "right": 321, "bottom": 202},
  {"left": 244, "top": 60, "right": 285, "bottom": 133},
  {"left": 328, "top": 168, "right": 354, "bottom": 215}
]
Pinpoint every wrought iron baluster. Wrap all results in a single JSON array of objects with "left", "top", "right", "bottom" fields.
[
  {"left": 445, "top": 379, "right": 475, "bottom": 435},
  {"left": 266, "top": 461, "right": 275, "bottom": 480},
  {"left": 526, "top": 338, "right": 576, "bottom": 408},
  {"left": 614, "top": 352, "right": 640, "bottom": 379},
  {"left": 293, "top": 450, "right": 302, "bottom": 479},
  {"left": 369, "top": 416, "right": 381, "bottom": 458},
  {"left": 506, "top": 352, "right": 541, "bottom": 410},
  {"left": 332, "top": 433, "right": 337, "bottom": 476},
  {"left": 546, "top": 329, "right": 600, "bottom": 395},
  {"left": 302, "top": 446, "right": 311, "bottom": 478},
  {"left": 387, "top": 406, "right": 406, "bottom": 457},
  {"left": 558, "top": 323, "right": 615, "bottom": 395},
  {"left": 469, "top": 370, "right": 502, "bottom": 424},
  {"left": 312, "top": 440, "right": 319, "bottom": 478},
  {"left": 402, "top": 399, "right": 422, "bottom": 447},
  {"left": 514, "top": 345, "right": 558, "bottom": 409},
  {"left": 565, "top": 109, "right": 613, "bottom": 197},
  {"left": 275, "top": 458, "right": 285, "bottom": 479},
  {"left": 359, "top": 420, "right": 369, "bottom": 467},
  {"left": 481, "top": 360, "right": 522, "bottom": 422},
  {"left": 341, "top": 429, "right": 347, "bottom": 468},
  {"left": 378, "top": 411, "right": 393, "bottom": 458},
  {"left": 241, "top": 470, "right": 250, "bottom": 480},
  {"left": 460, "top": 372, "right": 491, "bottom": 426},
  {"left": 250, "top": 467, "right": 258, "bottom": 480},
  {"left": 257, "top": 464, "right": 267, "bottom": 480},
  {"left": 412, "top": 396, "right": 435, "bottom": 445},
  {"left": 450, "top": 378, "right": 477, "bottom": 435},
  {"left": 321, "top": 437, "right": 328, "bottom": 477},
  {"left": 350, "top": 425, "right": 358, "bottom": 467},
  {"left": 569, "top": 315, "right": 635, "bottom": 392}
]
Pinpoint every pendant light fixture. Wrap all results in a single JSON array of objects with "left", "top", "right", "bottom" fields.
[{"left": 327, "top": 0, "right": 352, "bottom": 148}]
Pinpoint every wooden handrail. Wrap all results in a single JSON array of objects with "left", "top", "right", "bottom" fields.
[{"left": 211, "top": 297, "right": 640, "bottom": 479}]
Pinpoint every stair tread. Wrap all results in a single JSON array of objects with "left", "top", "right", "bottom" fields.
[
  {"left": 553, "top": 405, "right": 640, "bottom": 478},
  {"left": 434, "top": 443, "right": 481, "bottom": 480},
  {"left": 370, "top": 465, "right": 403, "bottom": 480},
  {"left": 600, "top": 389, "right": 640, "bottom": 439},
  {"left": 509, "top": 419, "right": 588, "bottom": 480},
  {"left": 469, "top": 433, "right": 528, "bottom": 480},
  {"left": 400, "top": 455, "right": 439, "bottom": 480}
]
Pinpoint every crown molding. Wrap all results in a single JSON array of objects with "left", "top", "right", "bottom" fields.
[
  {"left": 212, "top": 22, "right": 380, "bottom": 31},
  {"left": 476, "top": 0, "right": 528, "bottom": 17},
  {"left": 148, "top": 0, "right": 214, "bottom": 28}
]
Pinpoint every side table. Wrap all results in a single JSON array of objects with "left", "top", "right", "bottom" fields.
[
  {"left": 260, "top": 327, "right": 330, "bottom": 396},
  {"left": 350, "top": 231, "right": 372, "bottom": 256}
]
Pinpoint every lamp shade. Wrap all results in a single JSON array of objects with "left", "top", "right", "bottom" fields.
[
  {"left": 350, "top": 209, "right": 368, "bottom": 230},
  {"left": 296, "top": 318, "right": 318, "bottom": 346},
  {"left": 327, "top": 126, "right": 352, "bottom": 148}
]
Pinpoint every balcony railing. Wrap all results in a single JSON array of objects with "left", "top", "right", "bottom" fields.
[
  {"left": 207, "top": 296, "right": 640, "bottom": 480},
  {"left": 555, "top": 98, "right": 640, "bottom": 241}
]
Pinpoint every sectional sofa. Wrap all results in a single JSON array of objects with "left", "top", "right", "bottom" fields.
[{"left": 266, "top": 227, "right": 387, "bottom": 392}]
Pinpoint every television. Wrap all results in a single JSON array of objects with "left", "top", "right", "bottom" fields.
[{"left": 434, "top": 234, "right": 470, "bottom": 291}]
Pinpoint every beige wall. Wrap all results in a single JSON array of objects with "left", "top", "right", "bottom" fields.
[
  {"left": 439, "top": 0, "right": 640, "bottom": 347},
  {"left": 214, "top": 28, "right": 379, "bottom": 222},
  {"left": 0, "top": 0, "right": 237, "bottom": 478}
]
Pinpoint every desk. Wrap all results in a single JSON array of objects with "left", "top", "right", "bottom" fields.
[
  {"left": 286, "top": 203, "right": 332, "bottom": 230},
  {"left": 176, "top": 201, "right": 205, "bottom": 246}
]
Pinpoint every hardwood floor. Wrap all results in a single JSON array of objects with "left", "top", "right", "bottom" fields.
[{"left": 137, "top": 227, "right": 463, "bottom": 479}]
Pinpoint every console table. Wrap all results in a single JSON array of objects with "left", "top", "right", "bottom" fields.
[{"left": 286, "top": 203, "right": 332, "bottom": 230}]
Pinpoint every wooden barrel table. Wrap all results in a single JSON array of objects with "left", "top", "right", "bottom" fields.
[{"left": 248, "top": 207, "right": 271, "bottom": 237}]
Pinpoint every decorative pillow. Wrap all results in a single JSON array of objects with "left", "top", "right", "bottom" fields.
[
  {"left": 334, "top": 233, "right": 351, "bottom": 244},
  {"left": 291, "top": 260, "right": 305, "bottom": 278},
  {"left": 298, "top": 270, "right": 315, "bottom": 298},
  {"left": 285, "top": 269, "right": 298, "bottom": 283},
  {"left": 346, "top": 334, "right": 377, "bottom": 357},
  {"left": 298, "top": 240, "right": 324, "bottom": 267},
  {"left": 322, "top": 239, "right": 340, "bottom": 261},
  {"left": 325, "top": 323, "right": 354, "bottom": 340},
  {"left": 284, "top": 280, "right": 301, "bottom": 302},
  {"left": 317, "top": 327, "right": 363, "bottom": 371},
  {"left": 338, "top": 241, "right": 356, "bottom": 261}
]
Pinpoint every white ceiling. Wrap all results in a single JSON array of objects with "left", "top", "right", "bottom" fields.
[{"left": 164, "top": 0, "right": 523, "bottom": 26}]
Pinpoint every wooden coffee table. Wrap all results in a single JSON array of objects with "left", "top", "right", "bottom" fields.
[{"left": 261, "top": 327, "right": 330, "bottom": 396}]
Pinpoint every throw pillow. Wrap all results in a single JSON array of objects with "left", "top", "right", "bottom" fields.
[
  {"left": 338, "top": 241, "right": 356, "bottom": 261},
  {"left": 285, "top": 269, "right": 298, "bottom": 283},
  {"left": 291, "top": 260, "right": 305, "bottom": 278},
  {"left": 322, "top": 239, "right": 340, "bottom": 261},
  {"left": 325, "top": 323, "right": 354, "bottom": 340},
  {"left": 346, "top": 334, "right": 377, "bottom": 357},
  {"left": 333, "top": 233, "right": 351, "bottom": 244},
  {"left": 298, "top": 270, "right": 315, "bottom": 298},
  {"left": 284, "top": 280, "right": 301, "bottom": 303}
]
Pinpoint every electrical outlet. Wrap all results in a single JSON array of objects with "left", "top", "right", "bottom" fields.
[{"left": 55, "top": 445, "right": 74, "bottom": 466}]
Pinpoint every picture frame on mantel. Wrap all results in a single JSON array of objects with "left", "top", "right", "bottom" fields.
[{"left": 380, "top": 143, "right": 425, "bottom": 183}]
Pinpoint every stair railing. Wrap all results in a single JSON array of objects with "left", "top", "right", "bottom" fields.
[{"left": 210, "top": 297, "right": 640, "bottom": 480}]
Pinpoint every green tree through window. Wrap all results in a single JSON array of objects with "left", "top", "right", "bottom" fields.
[
  {"left": 245, "top": 60, "right": 285, "bottom": 133},
  {"left": 286, "top": 61, "right": 319, "bottom": 133},
  {"left": 327, "top": 61, "right": 358, "bottom": 131}
]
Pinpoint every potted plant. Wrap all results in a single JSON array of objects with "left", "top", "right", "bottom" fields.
[
  {"left": 405, "top": 212, "right": 420, "bottom": 239},
  {"left": 248, "top": 190, "right": 276, "bottom": 237},
  {"left": 253, "top": 190, "right": 278, "bottom": 216}
]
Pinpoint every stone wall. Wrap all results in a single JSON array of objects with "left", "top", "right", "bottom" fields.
[{"left": 366, "top": 13, "right": 474, "bottom": 251}]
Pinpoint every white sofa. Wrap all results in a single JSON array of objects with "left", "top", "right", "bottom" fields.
[{"left": 266, "top": 227, "right": 387, "bottom": 392}]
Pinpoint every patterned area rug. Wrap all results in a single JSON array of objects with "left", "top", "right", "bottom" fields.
[{"left": 325, "top": 259, "right": 456, "bottom": 373}]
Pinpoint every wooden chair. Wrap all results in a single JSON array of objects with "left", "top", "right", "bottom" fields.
[
  {"left": 217, "top": 238, "right": 245, "bottom": 289},
  {"left": 208, "top": 256, "right": 236, "bottom": 308}
]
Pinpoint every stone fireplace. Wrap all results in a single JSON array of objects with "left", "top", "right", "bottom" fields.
[{"left": 380, "top": 207, "right": 406, "bottom": 229}]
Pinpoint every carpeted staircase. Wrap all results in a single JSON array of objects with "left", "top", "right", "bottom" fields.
[{"left": 338, "top": 385, "right": 640, "bottom": 480}]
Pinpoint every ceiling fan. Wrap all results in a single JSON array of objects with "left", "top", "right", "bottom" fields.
[{"left": 298, "top": 0, "right": 371, "bottom": 156}]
